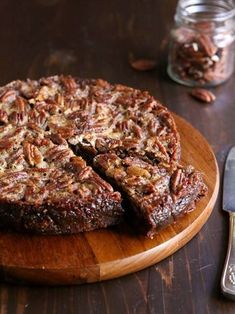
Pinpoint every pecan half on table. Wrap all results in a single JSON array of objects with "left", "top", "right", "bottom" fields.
[{"left": 190, "top": 88, "right": 216, "bottom": 103}]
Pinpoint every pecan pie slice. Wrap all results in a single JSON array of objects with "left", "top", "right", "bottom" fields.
[
  {"left": 94, "top": 154, "right": 207, "bottom": 238},
  {"left": 0, "top": 156, "right": 123, "bottom": 234}
]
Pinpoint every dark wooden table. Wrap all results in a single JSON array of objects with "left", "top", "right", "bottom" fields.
[{"left": 0, "top": 0, "right": 235, "bottom": 313}]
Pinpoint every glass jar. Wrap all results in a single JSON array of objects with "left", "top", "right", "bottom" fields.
[{"left": 167, "top": 0, "right": 235, "bottom": 87}]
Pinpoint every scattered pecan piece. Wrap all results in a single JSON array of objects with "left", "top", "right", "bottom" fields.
[
  {"left": 130, "top": 58, "right": 157, "bottom": 71},
  {"left": 190, "top": 88, "right": 216, "bottom": 103}
]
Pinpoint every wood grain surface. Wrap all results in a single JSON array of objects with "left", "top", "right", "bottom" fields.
[
  {"left": 0, "top": 114, "right": 219, "bottom": 285},
  {"left": 0, "top": 0, "right": 235, "bottom": 313}
]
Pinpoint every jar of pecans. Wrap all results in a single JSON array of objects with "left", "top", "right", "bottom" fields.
[{"left": 168, "top": 0, "right": 235, "bottom": 87}]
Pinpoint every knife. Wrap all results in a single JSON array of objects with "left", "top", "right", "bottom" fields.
[{"left": 221, "top": 146, "right": 235, "bottom": 299}]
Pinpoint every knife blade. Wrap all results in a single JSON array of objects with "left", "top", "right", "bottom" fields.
[
  {"left": 223, "top": 146, "right": 235, "bottom": 212},
  {"left": 221, "top": 146, "right": 235, "bottom": 299}
]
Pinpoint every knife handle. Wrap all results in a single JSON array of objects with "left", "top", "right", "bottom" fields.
[{"left": 221, "top": 212, "right": 235, "bottom": 299}]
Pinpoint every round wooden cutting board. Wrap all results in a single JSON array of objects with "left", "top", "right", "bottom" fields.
[{"left": 0, "top": 114, "right": 219, "bottom": 285}]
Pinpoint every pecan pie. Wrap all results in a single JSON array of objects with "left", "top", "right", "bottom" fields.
[
  {"left": 0, "top": 75, "right": 206, "bottom": 236},
  {"left": 94, "top": 154, "right": 207, "bottom": 238}
]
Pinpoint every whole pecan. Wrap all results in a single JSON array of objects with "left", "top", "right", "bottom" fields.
[
  {"left": 116, "top": 120, "right": 129, "bottom": 132},
  {"left": 0, "top": 183, "right": 25, "bottom": 201},
  {"left": 61, "top": 75, "right": 77, "bottom": 92},
  {"left": 7, "top": 147, "right": 24, "bottom": 164},
  {"left": 0, "top": 171, "right": 28, "bottom": 184},
  {"left": 197, "top": 34, "right": 217, "bottom": 57},
  {"left": 96, "top": 79, "right": 110, "bottom": 88},
  {"left": 190, "top": 88, "right": 216, "bottom": 103},
  {"left": 89, "top": 172, "right": 114, "bottom": 192},
  {"left": 15, "top": 96, "right": 27, "bottom": 112},
  {"left": 29, "top": 109, "right": 48, "bottom": 127},
  {"left": 56, "top": 126, "right": 76, "bottom": 139},
  {"left": 122, "top": 138, "right": 139, "bottom": 149},
  {"left": 33, "top": 137, "right": 50, "bottom": 147},
  {"left": 55, "top": 93, "right": 65, "bottom": 107},
  {"left": 24, "top": 185, "right": 47, "bottom": 203},
  {"left": 27, "top": 122, "right": 44, "bottom": 134},
  {"left": 45, "top": 146, "right": 73, "bottom": 165},
  {"left": 130, "top": 58, "right": 157, "bottom": 71},
  {"left": 23, "top": 142, "right": 43, "bottom": 166},
  {"left": 171, "top": 168, "right": 183, "bottom": 193},
  {"left": 132, "top": 124, "right": 142, "bottom": 138},
  {"left": 9, "top": 111, "right": 28, "bottom": 125},
  {"left": 49, "top": 133, "right": 67, "bottom": 145},
  {"left": 65, "top": 156, "right": 86, "bottom": 174},
  {"left": 48, "top": 170, "right": 74, "bottom": 190}
]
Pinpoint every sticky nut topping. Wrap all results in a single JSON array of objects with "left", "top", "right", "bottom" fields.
[{"left": 0, "top": 75, "right": 180, "bottom": 206}]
